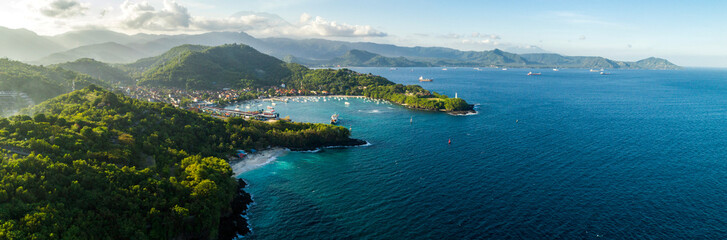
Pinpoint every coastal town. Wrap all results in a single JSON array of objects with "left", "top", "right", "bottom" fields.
[{"left": 120, "top": 85, "right": 339, "bottom": 120}]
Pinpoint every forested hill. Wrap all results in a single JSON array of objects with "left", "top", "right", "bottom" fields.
[
  {"left": 0, "top": 85, "right": 363, "bottom": 238},
  {"left": 0, "top": 58, "right": 107, "bottom": 103},
  {"left": 53, "top": 58, "right": 134, "bottom": 86},
  {"left": 116, "top": 43, "right": 475, "bottom": 112},
  {"left": 133, "top": 44, "right": 294, "bottom": 89},
  {"left": 519, "top": 53, "right": 681, "bottom": 69}
]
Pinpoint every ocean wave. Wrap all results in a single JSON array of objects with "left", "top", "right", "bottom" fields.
[
  {"left": 231, "top": 148, "right": 286, "bottom": 175},
  {"left": 324, "top": 141, "right": 372, "bottom": 149},
  {"left": 290, "top": 148, "right": 322, "bottom": 153}
]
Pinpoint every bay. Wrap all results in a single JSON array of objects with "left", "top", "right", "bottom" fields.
[{"left": 236, "top": 67, "right": 727, "bottom": 239}]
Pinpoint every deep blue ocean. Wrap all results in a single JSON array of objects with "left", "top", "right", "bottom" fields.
[{"left": 234, "top": 67, "right": 727, "bottom": 239}]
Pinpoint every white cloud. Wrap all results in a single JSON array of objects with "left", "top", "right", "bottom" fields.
[
  {"left": 298, "top": 15, "right": 386, "bottom": 37},
  {"left": 434, "top": 32, "right": 501, "bottom": 49},
  {"left": 114, "top": 2, "right": 386, "bottom": 38},
  {"left": 39, "top": 0, "right": 88, "bottom": 18},
  {"left": 299, "top": 12, "right": 311, "bottom": 23},
  {"left": 120, "top": 0, "right": 191, "bottom": 30}
]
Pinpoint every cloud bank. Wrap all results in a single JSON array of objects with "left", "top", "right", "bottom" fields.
[
  {"left": 40, "top": 0, "right": 88, "bottom": 18},
  {"left": 116, "top": 0, "right": 386, "bottom": 37}
]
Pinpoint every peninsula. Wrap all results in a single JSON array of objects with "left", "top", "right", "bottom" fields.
[{"left": 0, "top": 44, "right": 473, "bottom": 239}]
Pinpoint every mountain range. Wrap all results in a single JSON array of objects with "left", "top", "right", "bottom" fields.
[{"left": 0, "top": 26, "right": 680, "bottom": 70}]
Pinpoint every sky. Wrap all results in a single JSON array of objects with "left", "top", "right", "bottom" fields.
[{"left": 2, "top": 0, "right": 726, "bottom": 67}]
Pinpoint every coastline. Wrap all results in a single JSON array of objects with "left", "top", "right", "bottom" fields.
[
  {"left": 218, "top": 178, "right": 253, "bottom": 240},
  {"left": 229, "top": 139, "right": 369, "bottom": 176},
  {"left": 241, "top": 95, "right": 476, "bottom": 116},
  {"left": 230, "top": 148, "right": 287, "bottom": 175}
]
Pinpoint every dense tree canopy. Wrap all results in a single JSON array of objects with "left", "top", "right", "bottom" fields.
[{"left": 0, "top": 86, "right": 358, "bottom": 239}]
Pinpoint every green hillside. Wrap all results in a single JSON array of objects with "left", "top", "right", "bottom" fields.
[
  {"left": 0, "top": 86, "right": 361, "bottom": 238},
  {"left": 520, "top": 53, "right": 681, "bottom": 69},
  {"left": 329, "top": 50, "right": 429, "bottom": 67},
  {"left": 35, "top": 42, "right": 144, "bottom": 65},
  {"left": 135, "top": 44, "right": 293, "bottom": 89},
  {"left": 0, "top": 58, "right": 107, "bottom": 103},
  {"left": 124, "top": 44, "right": 210, "bottom": 74},
  {"left": 53, "top": 58, "right": 134, "bottom": 86},
  {"left": 634, "top": 57, "right": 681, "bottom": 70}
]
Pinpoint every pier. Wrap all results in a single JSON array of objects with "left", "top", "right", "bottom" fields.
[{"left": 195, "top": 106, "right": 279, "bottom": 120}]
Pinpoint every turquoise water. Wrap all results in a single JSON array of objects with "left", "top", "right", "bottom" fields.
[{"left": 236, "top": 67, "right": 727, "bottom": 239}]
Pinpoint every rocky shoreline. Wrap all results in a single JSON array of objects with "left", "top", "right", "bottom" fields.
[
  {"left": 218, "top": 179, "right": 253, "bottom": 240},
  {"left": 287, "top": 138, "right": 369, "bottom": 151}
]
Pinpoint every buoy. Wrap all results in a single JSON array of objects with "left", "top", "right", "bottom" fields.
[{"left": 448, "top": 138, "right": 452, "bottom": 144}]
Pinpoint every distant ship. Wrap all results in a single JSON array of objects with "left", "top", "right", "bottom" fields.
[
  {"left": 502, "top": 68, "right": 508, "bottom": 71},
  {"left": 419, "top": 76, "right": 433, "bottom": 82},
  {"left": 590, "top": 68, "right": 604, "bottom": 72},
  {"left": 553, "top": 68, "right": 559, "bottom": 71},
  {"left": 527, "top": 72, "right": 542, "bottom": 76},
  {"left": 442, "top": 67, "right": 448, "bottom": 71},
  {"left": 600, "top": 72, "right": 610, "bottom": 75},
  {"left": 330, "top": 113, "right": 339, "bottom": 124}
]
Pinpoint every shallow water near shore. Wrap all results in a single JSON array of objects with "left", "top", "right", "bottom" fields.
[{"left": 237, "top": 67, "right": 727, "bottom": 239}]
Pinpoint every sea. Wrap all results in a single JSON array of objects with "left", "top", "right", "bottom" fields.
[{"left": 232, "top": 67, "right": 727, "bottom": 239}]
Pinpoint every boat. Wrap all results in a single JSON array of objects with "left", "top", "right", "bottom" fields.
[
  {"left": 410, "top": 116, "right": 413, "bottom": 124},
  {"left": 442, "top": 67, "right": 448, "bottom": 71},
  {"left": 600, "top": 72, "right": 610, "bottom": 75},
  {"left": 502, "top": 68, "right": 508, "bottom": 71},
  {"left": 527, "top": 72, "right": 542, "bottom": 76},
  {"left": 553, "top": 68, "right": 559, "bottom": 71},
  {"left": 330, "top": 113, "right": 339, "bottom": 124},
  {"left": 419, "top": 76, "right": 433, "bottom": 82},
  {"left": 345, "top": 102, "right": 350, "bottom": 106}
]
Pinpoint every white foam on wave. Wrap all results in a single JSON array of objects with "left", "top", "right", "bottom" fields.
[
  {"left": 324, "top": 141, "right": 372, "bottom": 149},
  {"left": 291, "top": 148, "right": 322, "bottom": 153},
  {"left": 232, "top": 141, "right": 372, "bottom": 175},
  {"left": 231, "top": 148, "right": 287, "bottom": 175}
]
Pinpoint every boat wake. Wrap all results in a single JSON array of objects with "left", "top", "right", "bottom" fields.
[{"left": 358, "top": 109, "right": 383, "bottom": 114}]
